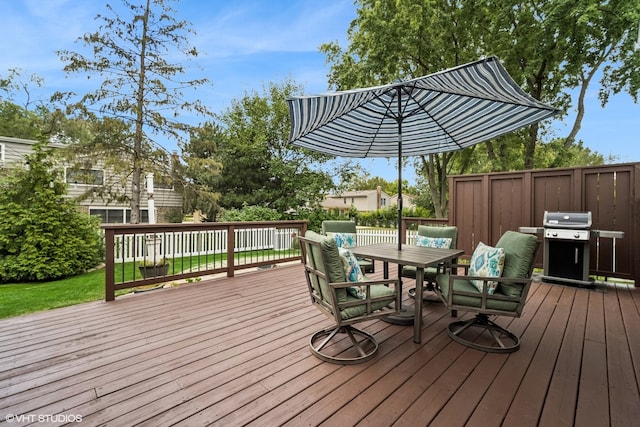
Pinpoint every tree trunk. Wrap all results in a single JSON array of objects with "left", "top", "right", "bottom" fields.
[{"left": 131, "top": 0, "right": 151, "bottom": 224}]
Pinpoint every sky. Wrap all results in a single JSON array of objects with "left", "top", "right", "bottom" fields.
[{"left": 0, "top": 0, "right": 638, "bottom": 186}]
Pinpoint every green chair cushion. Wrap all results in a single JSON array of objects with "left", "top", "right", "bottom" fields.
[
  {"left": 401, "top": 266, "right": 438, "bottom": 281},
  {"left": 321, "top": 220, "right": 357, "bottom": 234},
  {"left": 416, "top": 225, "right": 458, "bottom": 249},
  {"left": 340, "top": 284, "right": 396, "bottom": 320},
  {"left": 436, "top": 273, "right": 519, "bottom": 312},
  {"left": 495, "top": 231, "right": 538, "bottom": 297},
  {"left": 304, "top": 230, "right": 348, "bottom": 302},
  {"left": 402, "top": 225, "right": 458, "bottom": 280}
]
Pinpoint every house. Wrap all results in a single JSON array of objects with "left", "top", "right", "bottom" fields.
[
  {"left": 321, "top": 186, "right": 416, "bottom": 214},
  {"left": 0, "top": 135, "right": 182, "bottom": 223}
]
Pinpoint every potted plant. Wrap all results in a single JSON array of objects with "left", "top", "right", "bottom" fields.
[{"left": 138, "top": 257, "right": 170, "bottom": 278}]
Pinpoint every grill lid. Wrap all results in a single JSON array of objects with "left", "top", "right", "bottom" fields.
[{"left": 543, "top": 211, "right": 592, "bottom": 229}]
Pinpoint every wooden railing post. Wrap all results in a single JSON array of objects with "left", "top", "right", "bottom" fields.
[
  {"left": 104, "top": 227, "right": 115, "bottom": 301},
  {"left": 227, "top": 224, "right": 235, "bottom": 277}
]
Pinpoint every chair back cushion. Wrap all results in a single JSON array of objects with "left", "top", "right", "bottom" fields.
[
  {"left": 321, "top": 220, "right": 357, "bottom": 235},
  {"left": 303, "top": 231, "right": 348, "bottom": 302},
  {"left": 417, "top": 225, "right": 458, "bottom": 249},
  {"left": 495, "top": 231, "right": 539, "bottom": 297}
]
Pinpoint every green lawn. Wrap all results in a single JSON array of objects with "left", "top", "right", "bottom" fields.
[
  {"left": 0, "top": 249, "right": 297, "bottom": 320},
  {"left": 0, "top": 269, "right": 106, "bottom": 319}
]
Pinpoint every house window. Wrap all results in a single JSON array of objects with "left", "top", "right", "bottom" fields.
[
  {"left": 0, "top": 143, "right": 4, "bottom": 162},
  {"left": 351, "top": 197, "right": 355, "bottom": 204},
  {"left": 381, "top": 198, "right": 387, "bottom": 206},
  {"left": 343, "top": 197, "right": 347, "bottom": 204},
  {"left": 66, "top": 168, "right": 104, "bottom": 186},
  {"left": 90, "top": 208, "right": 149, "bottom": 224}
]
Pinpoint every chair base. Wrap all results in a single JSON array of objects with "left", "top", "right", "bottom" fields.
[
  {"left": 407, "top": 286, "right": 442, "bottom": 304},
  {"left": 447, "top": 313, "right": 520, "bottom": 353},
  {"left": 309, "top": 325, "right": 378, "bottom": 364}
]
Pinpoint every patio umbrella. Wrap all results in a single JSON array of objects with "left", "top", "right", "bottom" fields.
[{"left": 287, "top": 56, "right": 559, "bottom": 250}]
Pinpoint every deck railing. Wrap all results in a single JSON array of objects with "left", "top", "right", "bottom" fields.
[
  {"left": 101, "top": 218, "right": 455, "bottom": 301},
  {"left": 102, "top": 220, "right": 308, "bottom": 301}
]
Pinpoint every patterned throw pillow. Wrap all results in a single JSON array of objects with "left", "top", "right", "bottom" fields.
[
  {"left": 338, "top": 247, "right": 367, "bottom": 299},
  {"left": 469, "top": 242, "right": 506, "bottom": 294},
  {"left": 415, "top": 235, "right": 452, "bottom": 249},
  {"left": 327, "top": 232, "right": 357, "bottom": 248}
]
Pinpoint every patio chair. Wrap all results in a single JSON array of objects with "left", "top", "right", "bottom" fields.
[
  {"left": 404, "top": 225, "right": 458, "bottom": 303},
  {"left": 434, "top": 230, "right": 540, "bottom": 353},
  {"left": 299, "top": 230, "right": 401, "bottom": 364},
  {"left": 321, "top": 220, "right": 375, "bottom": 273}
]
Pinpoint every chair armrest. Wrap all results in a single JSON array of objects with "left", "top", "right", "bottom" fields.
[
  {"left": 330, "top": 279, "right": 400, "bottom": 313},
  {"left": 330, "top": 278, "right": 399, "bottom": 289},
  {"left": 436, "top": 263, "right": 470, "bottom": 275},
  {"left": 446, "top": 274, "right": 531, "bottom": 302}
]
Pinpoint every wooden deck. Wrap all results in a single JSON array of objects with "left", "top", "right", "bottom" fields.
[{"left": 1, "top": 263, "right": 639, "bottom": 426}]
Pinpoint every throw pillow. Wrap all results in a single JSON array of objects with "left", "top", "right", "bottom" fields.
[
  {"left": 469, "top": 242, "right": 506, "bottom": 294},
  {"left": 415, "top": 235, "right": 452, "bottom": 249},
  {"left": 327, "top": 232, "right": 357, "bottom": 248},
  {"left": 338, "top": 247, "right": 367, "bottom": 299}
]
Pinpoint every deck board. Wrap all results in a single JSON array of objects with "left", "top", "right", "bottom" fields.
[{"left": 1, "top": 263, "right": 638, "bottom": 426}]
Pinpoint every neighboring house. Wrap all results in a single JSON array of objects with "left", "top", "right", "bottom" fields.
[
  {"left": 389, "top": 193, "right": 417, "bottom": 211},
  {"left": 322, "top": 186, "right": 391, "bottom": 214},
  {"left": 322, "top": 186, "right": 417, "bottom": 215},
  {"left": 0, "top": 135, "right": 182, "bottom": 224}
]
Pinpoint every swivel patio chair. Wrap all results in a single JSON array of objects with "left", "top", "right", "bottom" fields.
[
  {"left": 434, "top": 230, "right": 540, "bottom": 353},
  {"left": 299, "top": 230, "right": 400, "bottom": 364},
  {"left": 404, "top": 225, "right": 458, "bottom": 303},
  {"left": 321, "top": 220, "right": 375, "bottom": 273}
]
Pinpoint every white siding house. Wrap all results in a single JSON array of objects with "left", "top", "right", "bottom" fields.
[
  {"left": 0, "top": 136, "right": 182, "bottom": 223},
  {"left": 321, "top": 185, "right": 417, "bottom": 215}
]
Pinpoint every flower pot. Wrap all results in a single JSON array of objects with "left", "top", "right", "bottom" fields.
[{"left": 138, "top": 264, "right": 169, "bottom": 278}]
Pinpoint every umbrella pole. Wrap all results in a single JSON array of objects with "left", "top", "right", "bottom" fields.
[{"left": 397, "top": 90, "right": 403, "bottom": 251}]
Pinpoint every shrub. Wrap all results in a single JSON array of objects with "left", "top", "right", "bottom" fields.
[{"left": 0, "top": 145, "right": 104, "bottom": 282}]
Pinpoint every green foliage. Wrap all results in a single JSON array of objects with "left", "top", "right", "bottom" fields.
[
  {"left": 180, "top": 123, "right": 223, "bottom": 221},
  {"left": 294, "top": 208, "right": 343, "bottom": 233},
  {"left": 0, "top": 145, "right": 104, "bottom": 282},
  {"left": 163, "top": 207, "right": 184, "bottom": 224},
  {"left": 218, "top": 204, "right": 283, "bottom": 222},
  {"left": 204, "top": 80, "right": 336, "bottom": 214}
]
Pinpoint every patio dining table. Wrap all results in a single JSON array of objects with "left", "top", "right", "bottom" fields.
[{"left": 350, "top": 243, "right": 464, "bottom": 344}]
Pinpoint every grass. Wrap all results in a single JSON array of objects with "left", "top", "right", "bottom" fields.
[
  {"left": 0, "top": 249, "right": 299, "bottom": 320},
  {"left": 0, "top": 269, "right": 106, "bottom": 319}
]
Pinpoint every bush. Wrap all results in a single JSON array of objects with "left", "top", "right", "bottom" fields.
[
  {"left": 218, "top": 204, "right": 283, "bottom": 222},
  {"left": 0, "top": 145, "right": 104, "bottom": 282}
]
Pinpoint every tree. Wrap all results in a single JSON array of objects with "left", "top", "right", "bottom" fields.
[
  {"left": 205, "top": 80, "right": 336, "bottom": 214},
  {"left": 56, "top": 0, "right": 211, "bottom": 223},
  {"left": 179, "top": 123, "right": 223, "bottom": 221},
  {"left": 0, "top": 144, "right": 103, "bottom": 282},
  {"left": 320, "top": 0, "right": 639, "bottom": 216}
]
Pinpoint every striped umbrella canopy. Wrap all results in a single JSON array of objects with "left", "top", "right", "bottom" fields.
[{"left": 287, "top": 56, "right": 559, "bottom": 248}]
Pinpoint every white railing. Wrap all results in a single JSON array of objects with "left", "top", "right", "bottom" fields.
[
  {"left": 114, "top": 227, "right": 299, "bottom": 262},
  {"left": 356, "top": 227, "right": 421, "bottom": 246}
]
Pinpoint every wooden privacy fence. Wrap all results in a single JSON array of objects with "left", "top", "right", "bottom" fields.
[{"left": 447, "top": 162, "right": 639, "bottom": 284}]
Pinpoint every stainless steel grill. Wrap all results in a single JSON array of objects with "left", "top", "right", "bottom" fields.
[
  {"left": 542, "top": 211, "right": 593, "bottom": 287},
  {"left": 519, "top": 212, "right": 625, "bottom": 288}
]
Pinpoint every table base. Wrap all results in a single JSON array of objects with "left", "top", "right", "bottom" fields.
[{"left": 383, "top": 307, "right": 415, "bottom": 325}]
